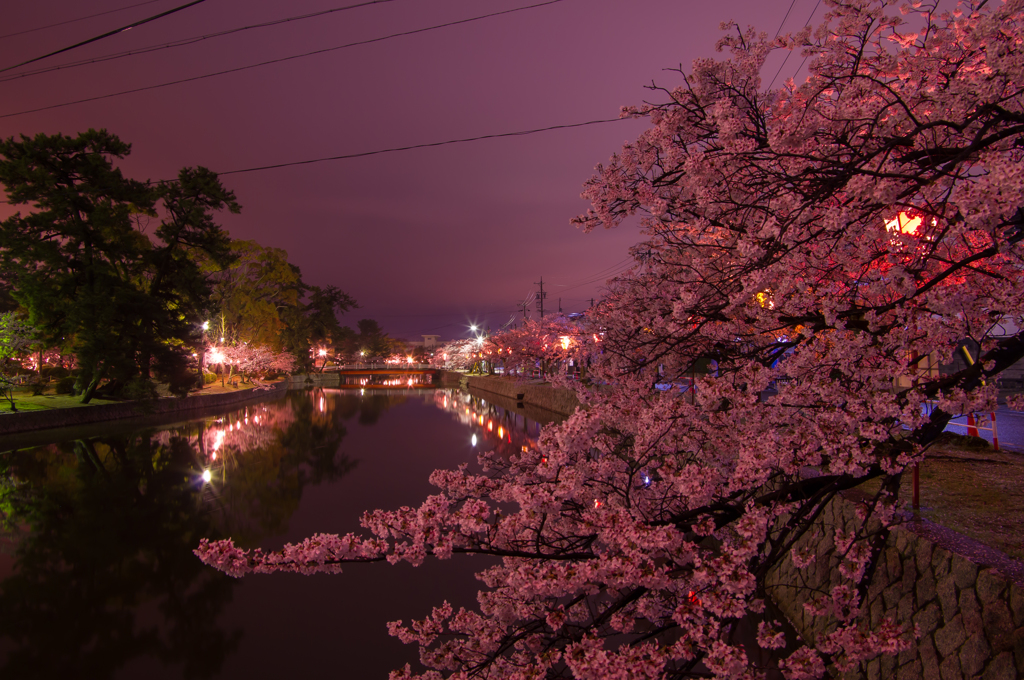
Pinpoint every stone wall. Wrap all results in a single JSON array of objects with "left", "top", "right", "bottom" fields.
[
  {"left": 0, "top": 384, "right": 285, "bottom": 436},
  {"left": 285, "top": 373, "right": 342, "bottom": 387},
  {"left": 766, "top": 494, "right": 1024, "bottom": 679},
  {"left": 461, "top": 374, "right": 580, "bottom": 417}
]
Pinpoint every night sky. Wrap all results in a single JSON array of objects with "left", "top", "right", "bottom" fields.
[{"left": 0, "top": 0, "right": 821, "bottom": 341}]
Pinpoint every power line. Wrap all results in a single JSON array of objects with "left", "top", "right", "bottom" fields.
[
  {"left": 0, "top": 0, "right": 404, "bottom": 84},
  {"left": 0, "top": 116, "right": 629, "bottom": 204},
  {"left": 766, "top": 0, "right": 821, "bottom": 91},
  {"left": 552, "top": 255, "right": 633, "bottom": 288},
  {"left": 214, "top": 118, "right": 627, "bottom": 177},
  {"left": 0, "top": 0, "right": 210, "bottom": 75},
  {"left": 0, "top": 0, "right": 163, "bottom": 40},
  {"left": 0, "top": 0, "right": 565, "bottom": 120},
  {"left": 772, "top": 0, "right": 800, "bottom": 39}
]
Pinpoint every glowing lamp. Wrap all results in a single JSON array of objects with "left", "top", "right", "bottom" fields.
[{"left": 885, "top": 212, "right": 923, "bottom": 236}]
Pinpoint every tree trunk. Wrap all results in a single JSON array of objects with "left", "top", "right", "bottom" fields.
[{"left": 80, "top": 366, "right": 106, "bottom": 404}]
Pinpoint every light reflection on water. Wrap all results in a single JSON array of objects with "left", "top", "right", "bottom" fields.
[{"left": 0, "top": 387, "right": 551, "bottom": 680}]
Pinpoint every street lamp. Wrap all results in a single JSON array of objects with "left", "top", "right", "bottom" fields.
[{"left": 197, "top": 321, "right": 210, "bottom": 389}]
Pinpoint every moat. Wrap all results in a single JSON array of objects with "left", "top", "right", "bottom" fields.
[{"left": 0, "top": 388, "right": 546, "bottom": 679}]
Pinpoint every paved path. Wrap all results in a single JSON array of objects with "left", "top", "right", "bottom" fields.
[{"left": 945, "top": 406, "right": 1024, "bottom": 452}]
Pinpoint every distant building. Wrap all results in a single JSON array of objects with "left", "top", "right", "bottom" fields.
[{"left": 406, "top": 335, "right": 443, "bottom": 349}]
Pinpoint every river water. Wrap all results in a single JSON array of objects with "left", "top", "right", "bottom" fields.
[{"left": 0, "top": 387, "right": 549, "bottom": 680}]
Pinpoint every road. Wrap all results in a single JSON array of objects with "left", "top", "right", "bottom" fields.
[{"left": 944, "top": 406, "right": 1024, "bottom": 453}]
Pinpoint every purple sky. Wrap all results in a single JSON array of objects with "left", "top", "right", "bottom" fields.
[{"left": 0, "top": 0, "right": 821, "bottom": 341}]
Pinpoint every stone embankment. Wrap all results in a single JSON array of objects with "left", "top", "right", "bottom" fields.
[
  {"left": 444, "top": 373, "right": 580, "bottom": 417},
  {"left": 0, "top": 383, "right": 285, "bottom": 437},
  {"left": 767, "top": 494, "right": 1024, "bottom": 680}
]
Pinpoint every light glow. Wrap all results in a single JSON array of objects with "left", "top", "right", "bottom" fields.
[{"left": 885, "top": 212, "right": 923, "bottom": 236}]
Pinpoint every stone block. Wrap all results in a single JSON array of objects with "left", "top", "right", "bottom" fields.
[
  {"left": 898, "top": 660, "right": 923, "bottom": 680},
  {"left": 871, "top": 597, "right": 885, "bottom": 629},
  {"left": 982, "top": 600, "right": 1014, "bottom": 653},
  {"left": 933, "top": 548, "right": 952, "bottom": 580},
  {"left": 897, "top": 531, "right": 910, "bottom": 552},
  {"left": 917, "top": 539, "right": 934, "bottom": 573},
  {"left": 1013, "top": 628, "right": 1024, "bottom": 675},
  {"left": 881, "top": 653, "right": 896, "bottom": 678},
  {"left": 918, "top": 567, "right": 937, "bottom": 605},
  {"left": 868, "top": 574, "right": 887, "bottom": 603},
  {"left": 939, "top": 653, "right": 964, "bottom": 680},
  {"left": 885, "top": 583, "right": 903, "bottom": 610},
  {"left": 888, "top": 547, "right": 904, "bottom": 582},
  {"left": 981, "top": 652, "right": 1015, "bottom": 680},
  {"left": 959, "top": 632, "right": 991, "bottom": 677},
  {"left": 914, "top": 603, "right": 942, "bottom": 637},
  {"left": 976, "top": 569, "right": 1007, "bottom": 605},
  {"left": 959, "top": 588, "right": 983, "bottom": 639},
  {"left": 952, "top": 554, "right": 979, "bottom": 590},
  {"left": 902, "top": 556, "right": 918, "bottom": 594},
  {"left": 938, "top": 575, "right": 959, "bottom": 623},
  {"left": 920, "top": 636, "right": 941, "bottom": 680},
  {"left": 935, "top": 614, "right": 967, "bottom": 658},
  {"left": 866, "top": 656, "right": 880, "bottom": 680},
  {"left": 899, "top": 645, "right": 917, "bottom": 666},
  {"left": 1010, "top": 585, "right": 1024, "bottom": 628},
  {"left": 899, "top": 593, "right": 916, "bottom": 626}
]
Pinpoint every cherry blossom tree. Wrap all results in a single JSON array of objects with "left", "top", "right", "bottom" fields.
[
  {"left": 488, "top": 316, "right": 597, "bottom": 380},
  {"left": 198, "top": 2, "right": 1024, "bottom": 678},
  {"left": 205, "top": 344, "right": 294, "bottom": 385},
  {"left": 435, "top": 339, "right": 486, "bottom": 372}
]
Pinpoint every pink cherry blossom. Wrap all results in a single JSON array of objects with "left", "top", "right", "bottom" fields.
[{"left": 197, "top": 1, "right": 1024, "bottom": 676}]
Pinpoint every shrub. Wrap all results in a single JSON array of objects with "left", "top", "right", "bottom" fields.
[
  {"left": 44, "top": 366, "right": 70, "bottom": 380},
  {"left": 122, "top": 377, "right": 158, "bottom": 402},
  {"left": 56, "top": 376, "right": 76, "bottom": 394},
  {"left": 204, "top": 372, "right": 218, "bottom": 385}
]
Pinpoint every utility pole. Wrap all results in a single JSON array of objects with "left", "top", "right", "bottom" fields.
[
  {"left": 558, "top": 298, "right": 562, "bottom": 313},
  {"left": 534, "top": 276, "right": 547, "bottom": 318},
  {"left": 589, "top": 298, "right": 595, "bottom": 308},
  {"left": 519, "top": 296, "right": 531, "bottom": 323}
]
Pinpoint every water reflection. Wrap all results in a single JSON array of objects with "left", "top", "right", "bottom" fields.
[
  {"left": 0, "top": 388, "right": 551, "bottom": 679},
  {"left": 431, "top": 389, "right": 546, "bottom": 458},
  {"left": 0, "top": 389, "right": 390, "bottom": 679}
]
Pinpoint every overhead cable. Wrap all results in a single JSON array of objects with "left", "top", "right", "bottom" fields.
[
  {"left": 0, "top": 0, "right": 162, "bottom": 40},
  {"left": 0, "top": 0, "right": 209, "bottom": 74},
  {"left": 213, "top": 118, "right": 628, "bottom": 177},
  {"left": 0, "top": 0, "right": 403, "bottom": 83},
  {"left": 0, "top": 0, "right": 565, "bottom": 119},
  {"left": 766, "top": 0, "right": 821, "bottom": 91}
]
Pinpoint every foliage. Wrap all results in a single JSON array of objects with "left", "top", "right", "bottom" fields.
[
  {"left": 0, "top": 130, "right": 236, "bottom": 403},
  {"left": 0, "top": 312, "right": 34, "bottom": 411},
  {"left": 55, "top": 376, "right": 76, "bottom": 395},
  {"left": 203, "top": 239, "right": 357, "bottom": 370},
  {"left": 198, "top": 2, "right": 1024, "bottom": 679},
  {"left": 205, "top": 239, "right": 303, "bottom": 347}
]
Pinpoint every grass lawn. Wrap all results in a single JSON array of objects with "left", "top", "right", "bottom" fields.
[
  {"left": 857, "top": 432, "right": 1024, "bottom": 561},
  {"left": 0, "top": 379, "right": 278, "bottom": 414}
]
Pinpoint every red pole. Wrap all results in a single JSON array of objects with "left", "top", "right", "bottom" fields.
[
  {"left": 967, "top": 412, "right": 978, "bottom": 438},
  {"left": 991, "top": 412, "right": 999, "bottom": 452}
]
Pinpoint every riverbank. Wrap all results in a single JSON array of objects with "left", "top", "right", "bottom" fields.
[
  {"left": 0, "top": 381, "right": 286, "bottom": 439},
  {"left": 442, "top": 372, "right": 581, "bottom": 417}
]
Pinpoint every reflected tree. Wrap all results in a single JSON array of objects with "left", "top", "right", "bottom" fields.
[{"left": 0, "top": 435, "right": 240, "bottom": 679}]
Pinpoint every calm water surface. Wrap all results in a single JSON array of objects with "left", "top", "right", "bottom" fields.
[{"left": 0, "top": 388, "right": 548, "bottom": 680}]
